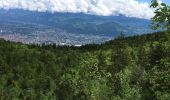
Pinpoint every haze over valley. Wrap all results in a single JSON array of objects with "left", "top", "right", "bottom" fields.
[{"left": 0, "top": 9, "right": 154, "bottom": 45}]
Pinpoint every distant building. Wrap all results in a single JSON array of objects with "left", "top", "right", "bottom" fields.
[{"left": 75, "top": 44, "right": 82, "bottom": 47}]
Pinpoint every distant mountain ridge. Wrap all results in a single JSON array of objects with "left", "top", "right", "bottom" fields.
[{"left": 0, "top": 9, "right": 154, "bottom": 45}]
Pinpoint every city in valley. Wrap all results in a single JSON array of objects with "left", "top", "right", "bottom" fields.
[{"left": 0, "top": 21, "right": 111, "bottom": 46}]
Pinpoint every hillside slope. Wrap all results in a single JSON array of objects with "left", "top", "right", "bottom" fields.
[
  {"left": 0, "top": 9, "right": 154, "bottom": 45},
  {"left": 0, "top": 31, "right": 170, "bottom": 100}
]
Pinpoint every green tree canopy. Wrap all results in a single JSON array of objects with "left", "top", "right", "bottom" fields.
[{"left": 150, "top": 0, "right": 170, "bottom": 30}]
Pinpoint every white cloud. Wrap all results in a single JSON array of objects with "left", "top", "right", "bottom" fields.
[{"left": 0, "top": 0, "right": 154, "bottom": 19}]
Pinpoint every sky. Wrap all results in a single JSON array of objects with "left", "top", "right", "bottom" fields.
[
  {"left": 140, "top": 0, "right": 170, "bottom": 5},
  {"left": 0, "top": 0, "right": 168, "bottom": 19}
]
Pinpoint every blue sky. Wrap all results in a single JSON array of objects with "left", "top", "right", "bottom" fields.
[{"left": 140, "top": 0, "right": 170, "bottom": 5}]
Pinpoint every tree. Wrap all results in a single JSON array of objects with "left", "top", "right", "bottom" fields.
[
  {"left": 150, "top": 0, "right": 170, "bottom": 30},
  {"left": 110, "top": 43, "right": 130, "bottom": 74},
  {"left": 117, "top": 32, "right": 126, "bottom": 39}
]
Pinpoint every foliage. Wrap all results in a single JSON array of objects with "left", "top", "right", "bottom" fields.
[
  {"left": 150, "top": 0, "right": 170, "bottom": 30},
  {"left": 0, "top": 31, "right": 169, "bottom": 99}
]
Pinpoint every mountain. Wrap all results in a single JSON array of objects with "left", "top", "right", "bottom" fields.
[{"left": 0, "top": 9, "right": 154, "bottom": 45}]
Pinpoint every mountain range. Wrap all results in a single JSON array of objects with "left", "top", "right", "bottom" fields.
[{"left": 0, "top": 9, "right": 154, "bottom": 45}]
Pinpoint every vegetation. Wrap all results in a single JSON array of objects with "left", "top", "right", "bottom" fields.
[
  {"left": 0, "top": 31, "right": 170, "bottom": 100},
  {"left": 0, "top": 1, "right": 169, "bottom": 100},
  {"left": 151, "top": 0, "right": 170, "bottom": 30}
]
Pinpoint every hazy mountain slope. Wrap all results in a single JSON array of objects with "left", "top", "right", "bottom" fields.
[{"left": 0, "top": 9, "right": 154, "bottom": 45}]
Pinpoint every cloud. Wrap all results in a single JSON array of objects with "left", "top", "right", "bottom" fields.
[{"left": 0, "top": 0, "right": 154, "bottom": 19}]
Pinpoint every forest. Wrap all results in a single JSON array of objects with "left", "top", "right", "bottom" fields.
[
  {"left": 0, "top": 31, "right": 170, "bottom": 100},
  {"left": 0, "top": 0, "right": 170, "bottom": 100}
]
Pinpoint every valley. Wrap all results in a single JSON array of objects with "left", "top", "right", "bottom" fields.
[{"left": 0, "top": 9, "right": 154, "bottom": 45}]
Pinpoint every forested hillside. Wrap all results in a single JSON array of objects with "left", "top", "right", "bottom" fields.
[{"left": 0, "top": 31, "right": 170, "bottom": 100}]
